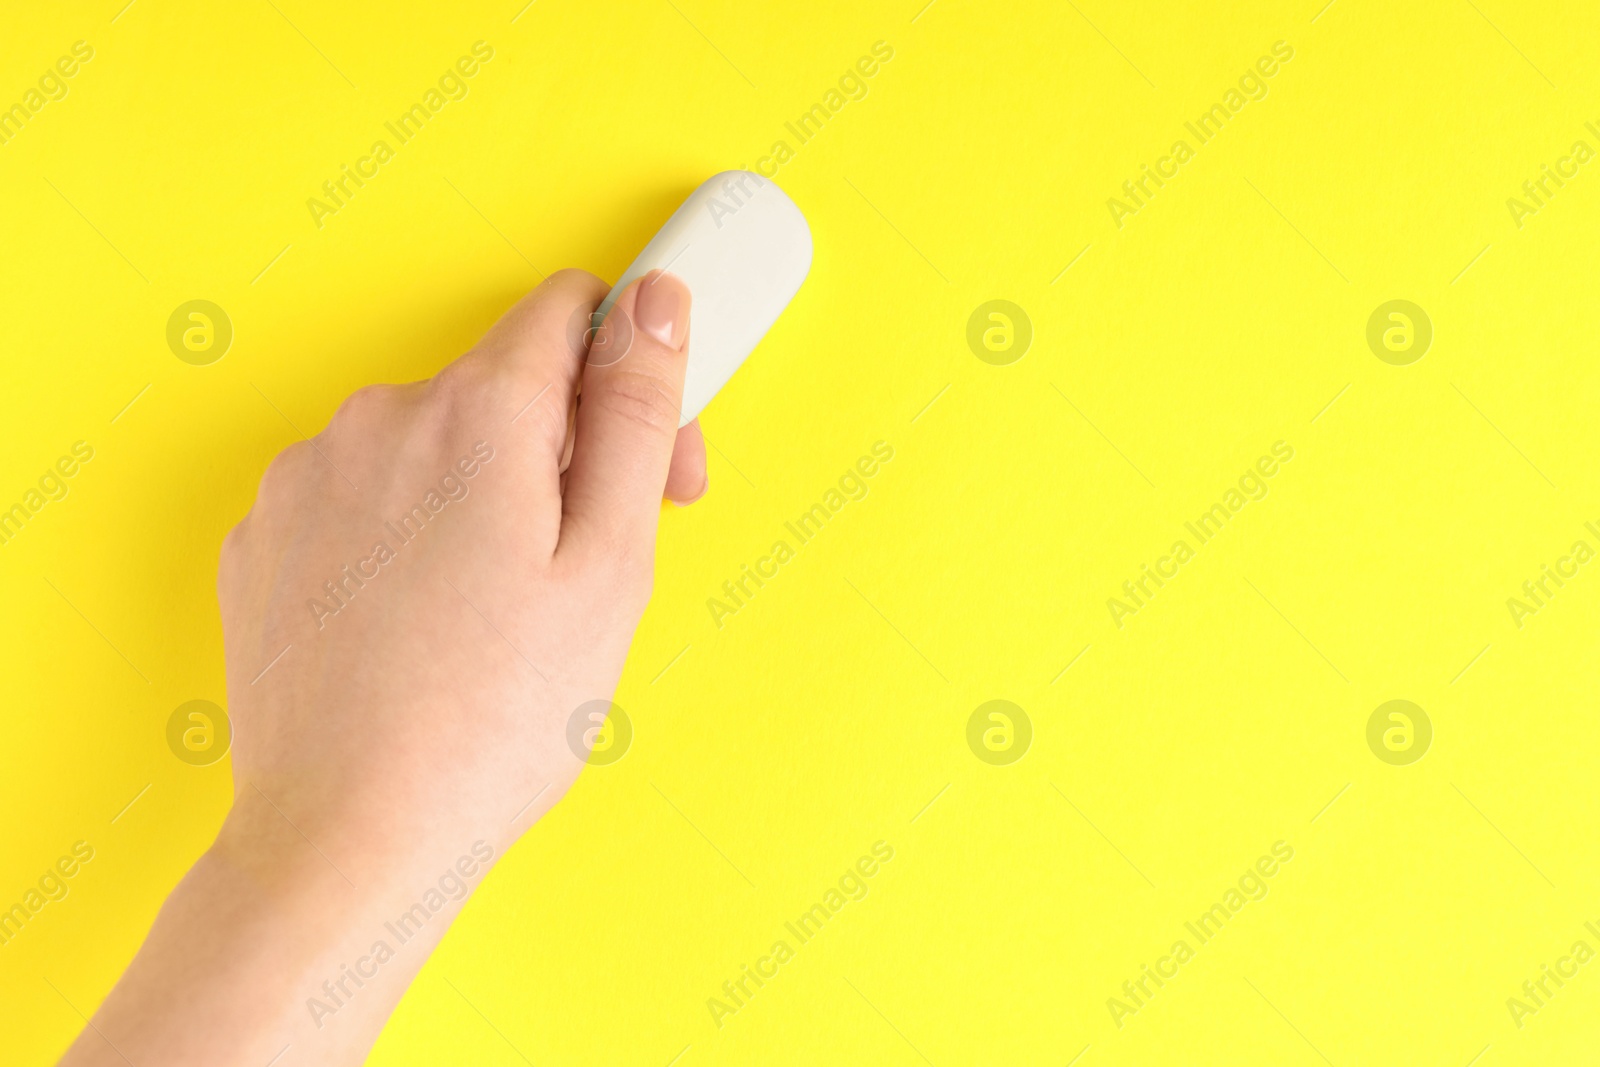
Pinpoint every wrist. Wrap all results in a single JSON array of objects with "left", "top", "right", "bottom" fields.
[
  {"left": 62, "top": 797, "right": 504, "bottom": 1065},
  {"left": 209, "top": 781, "right": 505, "bottom": 911}
]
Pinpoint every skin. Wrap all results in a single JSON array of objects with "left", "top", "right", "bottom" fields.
[{"left": 59, "top": 268, "right": 705, "bottom": 1066}]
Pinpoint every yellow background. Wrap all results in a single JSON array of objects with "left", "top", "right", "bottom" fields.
[{"left": 3, "top": 0, "right": 1599, "bottom": 1063}]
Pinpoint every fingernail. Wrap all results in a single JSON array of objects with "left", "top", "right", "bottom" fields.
[
  {"left": 671, "top": 475, "right": 708, "bottom": 506},
  {"left": 634, "top": 270, "right": 690, "bottom": 350},
  {"left": 668, "top": 470, "right": 707, "bottom": 508}
]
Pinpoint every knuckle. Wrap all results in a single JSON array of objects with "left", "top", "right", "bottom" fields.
[
  {"left": 431, "top": 354, "right": 491, "bottom": 397},
  {"left": 548, "top": 267, "right": 606, "bottom": 290},
  {"left": 324, "top": 383, "right": 409, "bottom": 441},
  {"left": 257, "top": 441, "right": 314, "bottom": 501},
  {"left": 217, "top": 520, "right": 249, "bottom": 599},
  {"left": 334, "top": 382, "right": 387, "bottom": 419},
  {"left": 429, "top": 356, "right": 506, "bottom": 426},
  {"left": 262, "top": 441, "right": 307, "bottom": 482},
  {"left": 220, "top": 517, "right": 247, "bottom": 556},
  {"left": 320, "top": 384, "right": 418, "bottom": 469},
  {"left": 593, "top": 370, "right": 680, "bottom": 438}
]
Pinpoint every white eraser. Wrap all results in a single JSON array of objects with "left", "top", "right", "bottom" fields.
[{"left": 594, "top": 171, "right": 813, "bottom": 427}]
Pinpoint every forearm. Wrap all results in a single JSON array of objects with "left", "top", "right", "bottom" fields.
[{"left": 59, "top": 802, "right": 492, "bottom": 1066}]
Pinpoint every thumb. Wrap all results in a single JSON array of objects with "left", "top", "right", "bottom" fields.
[{"left": 557, "top": 269, "right": 691, "bottom": 565}]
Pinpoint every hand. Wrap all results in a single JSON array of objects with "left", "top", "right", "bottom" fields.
[
  {"left": 220, "top": 266, "right": 702, "bottom": 878},
  {"left": 60, "top": 268, "right": 703, "bottom": 1066}
]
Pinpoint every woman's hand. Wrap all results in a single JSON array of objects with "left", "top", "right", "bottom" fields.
[{"left": 61, "top": 268, "right": 702, "bottom": 1066}]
